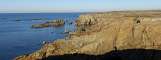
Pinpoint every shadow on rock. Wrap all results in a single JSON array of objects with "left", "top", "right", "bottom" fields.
[{"left": 41, "top": 49, "right": 161, "bottom": 60}]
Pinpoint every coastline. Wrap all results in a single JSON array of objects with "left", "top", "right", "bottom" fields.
[{"left": 15, "top": 11, "right": 161, "bottom": 60}]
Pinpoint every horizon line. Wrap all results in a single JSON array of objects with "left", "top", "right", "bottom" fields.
[{"left": 1, "top": 9, "right": 161, "bottom": 13}]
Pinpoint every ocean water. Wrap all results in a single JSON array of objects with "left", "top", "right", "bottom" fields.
[{"left": 0, "top": 13, "right": 80, "bottom": 60}]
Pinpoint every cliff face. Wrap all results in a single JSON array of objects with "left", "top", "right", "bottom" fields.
[{"left": 15, "top": 11, "right": 161, "bottom": 60}]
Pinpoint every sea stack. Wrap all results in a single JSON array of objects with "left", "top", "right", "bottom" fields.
[{"left": 32, "top": 19, "right": 65, "bottom": 28}]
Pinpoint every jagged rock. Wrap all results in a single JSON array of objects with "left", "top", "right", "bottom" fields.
[
  {"left": 15, "top": 11, "right": 161, "bottom": 60},
  {"left": 32, "top": 19, "right": 65, "bottom": 28}
]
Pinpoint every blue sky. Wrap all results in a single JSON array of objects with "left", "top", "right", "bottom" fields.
[{"left": 0, "top": 0, "right": 161, "bottom": 13}]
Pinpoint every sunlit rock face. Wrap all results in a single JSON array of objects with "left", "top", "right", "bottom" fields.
[{"left": 15, "top": 11, "right": 161, "bottom": 60}]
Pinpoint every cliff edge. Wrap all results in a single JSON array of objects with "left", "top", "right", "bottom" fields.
[{"left": 15, "top": 11, "right": 161, "bottom": 60}]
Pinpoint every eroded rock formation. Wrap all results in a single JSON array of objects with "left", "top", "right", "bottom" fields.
[
  {"left": 32, "top": 19, "right": 65, "bottom": 28},
  {"left": 15, "top": 11, "right": 161, "bottom": 60}
]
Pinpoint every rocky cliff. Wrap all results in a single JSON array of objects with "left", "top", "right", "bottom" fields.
[{"left": 15, "top": 11, "right": 161, "bottom": 60}]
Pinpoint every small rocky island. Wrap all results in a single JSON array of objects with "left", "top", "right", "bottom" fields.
[
  {"left": 16, "top": 11, "right": 161, "bottom": 60},
  {"left": 32, "top": 19, "right": 65, "bottom": 28}
]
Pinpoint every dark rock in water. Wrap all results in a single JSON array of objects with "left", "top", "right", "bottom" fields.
[
  {"left": 42, "top": 41, "right": 48, "bottom": 44},
  {"left": 32, "top": 19, "right": 65, "bottom": 28},
  {"left": 15, "top": 19, "right": 21, "bottom": 21},
  {"left": 60, "top": 31, "right": 70, "bottom": 34},
  {"left": 51, "top": 32, "right": 54, "bottom": 34},
  {"left": 69, "top": 22, "right": 73, "bottom": 25},
  {"left": 31, "top": 18, "right": 49, "bottom": 20}
]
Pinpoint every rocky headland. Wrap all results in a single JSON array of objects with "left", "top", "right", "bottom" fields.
[{"left": 16, "top": 11, "right": 161, "bottom": 60}]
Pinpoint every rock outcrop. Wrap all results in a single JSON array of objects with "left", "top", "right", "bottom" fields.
[
  {"left": 32, "top": 19, "right": 65, "bottom": 28},
  {"left": 15, "top": 11, "right": 161, "bottom": 60}
]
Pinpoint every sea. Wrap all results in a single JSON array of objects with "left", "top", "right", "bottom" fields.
[{"left": 0, "top": 13, "right": 80, "bottom": 60}]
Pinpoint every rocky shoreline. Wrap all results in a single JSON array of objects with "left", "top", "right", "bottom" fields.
[{"left": 15, "top": 11, "right": 161, "bottom": 60}]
